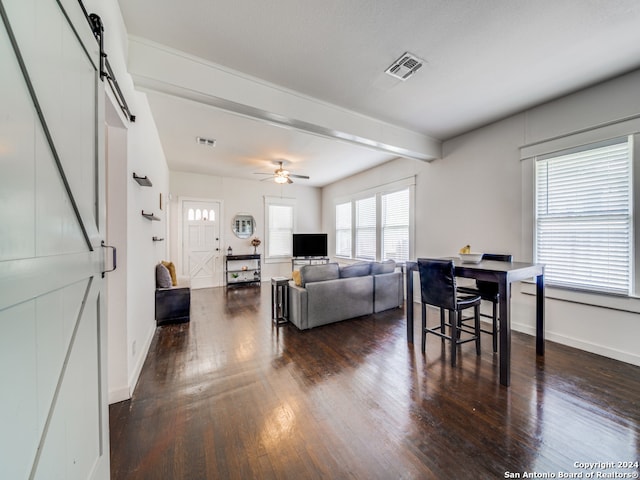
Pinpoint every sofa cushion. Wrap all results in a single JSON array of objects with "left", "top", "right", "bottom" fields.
[
  {"left": 156, "top": 263, "right": 173, "bottom": 288},
  {"left": 371, "top": 259, "right": 396, "bottom": 275},
  {"left": 292, "top": 269, "right": 302, "bottom": 286},
  {"left": 300, "top": 263, "right": 340, "bottom": 287},
  {"left": 340, "top": 262, "right": 371, "bottom": 278}
]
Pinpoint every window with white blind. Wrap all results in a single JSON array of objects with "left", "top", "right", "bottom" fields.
[
  {"left": 335, "top": 202, "right": 352, "bottom": 257},
  {"left": 382, "top": 189, "right": 409, "bottom": 262},
  {"left": 355, "top": 196, "right": 376, "bottom": 260},
  {"left": 535, "top": 137, "right": 632, "bottom": 295},
  {"left": 265, "top": 197, "right": 295, "bottom": 260}
]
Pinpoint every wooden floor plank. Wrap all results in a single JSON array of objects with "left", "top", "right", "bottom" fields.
[{"left": 110, "top": 285, "right": 640, "bottom": 479}]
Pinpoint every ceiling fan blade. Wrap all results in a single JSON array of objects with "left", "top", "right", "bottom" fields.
[
  {"left": 253, "top": 172, "right": 273, "bottom": 175},
  {"left": 288, "top": 174, "right": 310, "bottom": 179},
  {"left": 287, "top": 177, "right": 293, "bottom": 184}
]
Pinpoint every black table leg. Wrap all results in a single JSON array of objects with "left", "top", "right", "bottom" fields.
[
  {"left": 498, "top": 277, "right": 511, "bottom": 387},
  {"left": 405, "top": 262, "right": 416, "bottom": 344},
  {"left": 536, "top": 274, "right": 545, "bottom": 355}
]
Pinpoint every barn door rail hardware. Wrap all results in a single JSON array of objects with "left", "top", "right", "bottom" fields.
[{"left": 78, "top": 1, "right": 136, "bottom": 122}]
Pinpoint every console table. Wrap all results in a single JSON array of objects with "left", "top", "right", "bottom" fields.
[{"left": 225, "top": 254, "right": 261, "bottom": 287}]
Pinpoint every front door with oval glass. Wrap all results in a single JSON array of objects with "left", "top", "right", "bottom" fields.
[{"left": 183, "top": 200, "right": 221, "bottom": 288}]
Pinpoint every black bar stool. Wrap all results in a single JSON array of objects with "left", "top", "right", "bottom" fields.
[
  {"left": 417, "top": 258, "right": 482, "bottom": 366},
  {"left": 457, "top": 253, "right": 512, "bottom": 352}
]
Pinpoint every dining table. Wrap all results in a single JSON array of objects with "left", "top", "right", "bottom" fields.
[{"left": 404, "top": 258, "right": 545, "bottom": 387}]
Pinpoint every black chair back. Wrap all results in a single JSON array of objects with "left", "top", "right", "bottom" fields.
[
  {"left": 417, "top": 258, "right": 457, "bottom": 311},
  {"left": 476, "top": 254, "right": 512, "bottom": 292}
]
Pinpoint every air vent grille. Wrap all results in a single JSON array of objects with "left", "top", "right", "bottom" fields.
[
  {"left": 385, "top": 52, "right": 425, "bottom": 81},
  {"left": 196, "top": 136, "right": 216, "bottom": 147}
]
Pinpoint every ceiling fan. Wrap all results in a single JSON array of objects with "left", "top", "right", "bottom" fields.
[{"left": 254, "top": 161, "right": 310, "bottom": 184}]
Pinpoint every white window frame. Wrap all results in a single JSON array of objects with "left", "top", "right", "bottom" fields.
[
  {"left": 264, "top": 196, "right": 296, "bottom": 263},
  {"left": 521, "top": 125, "right": 640, "bottom": 306}
]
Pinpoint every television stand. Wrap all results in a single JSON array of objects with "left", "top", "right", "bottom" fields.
[{"left": 291, "top": 257, "right": 330, "bottom": 270}]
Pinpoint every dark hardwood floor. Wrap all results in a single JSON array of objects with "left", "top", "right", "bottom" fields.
[{"left": 110, "top": 285, "right": 640, "bottom": 479}]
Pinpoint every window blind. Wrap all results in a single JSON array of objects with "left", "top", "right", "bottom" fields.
[
  {"left": 355, "top": 196, "right": 376, "bottom": 260},
  {"left": 535, "top": 138, "right": 632, "bottom": 294},
  {"left": 382, "top": 189, "right": 409, "bottom": 262},
  {"left": 268, "top": 204, "right": 293, "bottom": 257},
  {"left": 335, "top": 202, "right": 352, "bottom": 257}
]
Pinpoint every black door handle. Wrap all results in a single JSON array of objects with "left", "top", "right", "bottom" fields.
[{"left": 101, "top": 241, "right": 117, "bottom": 277}]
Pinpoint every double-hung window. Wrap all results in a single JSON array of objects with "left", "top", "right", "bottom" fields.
[
  {"left": 534, "top": 137, "right": 632, "bottom": 295},
  {"left": 335, "top": 202, "right": 352, "bottom": 258},
  {"left": 381, "top": 189, "right": 410, "bottom": 261},
  {"left": 355, "top": 196, "right": 376, "bottom": 260}
]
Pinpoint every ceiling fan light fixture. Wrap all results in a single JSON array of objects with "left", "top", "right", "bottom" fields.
[{"left": 273, "top": 171, "right": 289, "bottom": 183}]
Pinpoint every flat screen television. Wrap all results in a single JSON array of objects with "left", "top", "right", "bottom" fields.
[{"left": 292, "top": 233, "right": 328, "bottom": 258}]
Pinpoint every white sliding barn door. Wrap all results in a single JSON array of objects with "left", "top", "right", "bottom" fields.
[{"left": 0, "top": 1, "right": 109, "bottom": 479}]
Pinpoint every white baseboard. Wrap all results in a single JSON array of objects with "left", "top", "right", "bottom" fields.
[
  {"left": 128, "top": 321, "right": 156, "bottom": 396},
  {"left": 108, "top": 386, "right": 131, "bottom": 405},
  {"left": 108, "top": 321, "right": 156, "bottom": 404},
  {"left": 414, "top": 300, "right": 640, "bottom": 367},
  {"left": 511, "top": 321, "right": 640, "bottom": 367}
]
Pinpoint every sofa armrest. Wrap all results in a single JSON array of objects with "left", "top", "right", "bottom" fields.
[
  {"left": 374, "top": 271, "right": 403, "bottom": 313},
  {"left": 288, "top": 283, "right": 308, "bottom": 330}
]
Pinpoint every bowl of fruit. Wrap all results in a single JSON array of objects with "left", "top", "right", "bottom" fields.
[{"left": 458, "top": 245, "right": 483, "bottom": 264}]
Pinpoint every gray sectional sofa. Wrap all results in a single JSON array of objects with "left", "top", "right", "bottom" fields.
[{"left": 288, "top": 260, "right": 403, "bottom": 330}]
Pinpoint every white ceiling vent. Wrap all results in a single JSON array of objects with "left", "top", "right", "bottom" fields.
[
  {"left": 384, "top": 52, "right": 425, "bottom": 81},
  {"left": 196, "top": 136, "right": 216, "bottom": 147}
]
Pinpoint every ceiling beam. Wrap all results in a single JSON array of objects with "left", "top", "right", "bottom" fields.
[{"left": 127, "top": 37, "right": 441, "bottom": 162}]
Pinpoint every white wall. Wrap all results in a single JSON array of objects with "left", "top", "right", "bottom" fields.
[
  {"left": 170, "top": 172, "right": 322, "bottom": 282},
  {"left": 85, "top": 0, "right": 170, "bottom": 403},
  {"left": 322, "top": 69, "right": 640, "bottom": 367}
]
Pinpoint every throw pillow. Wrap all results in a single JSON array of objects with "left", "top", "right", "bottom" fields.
[
  {"left": 300, "top": 263, "right": 340, "bottom": 287},
  {"left": 162, "top": 260, "right": 178, "bottom": 286},
  {"left": 292, "top": 270, "right": 302, "bottom": 286},
  {"left": 371, "top": 259, "right": 396, "bottom": 275},
  {"left": 339, "top": 262, "right": 371, "bottom": 278},
  {"left": 156, "top": 263, "right": 172, "bottom": 288}
]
